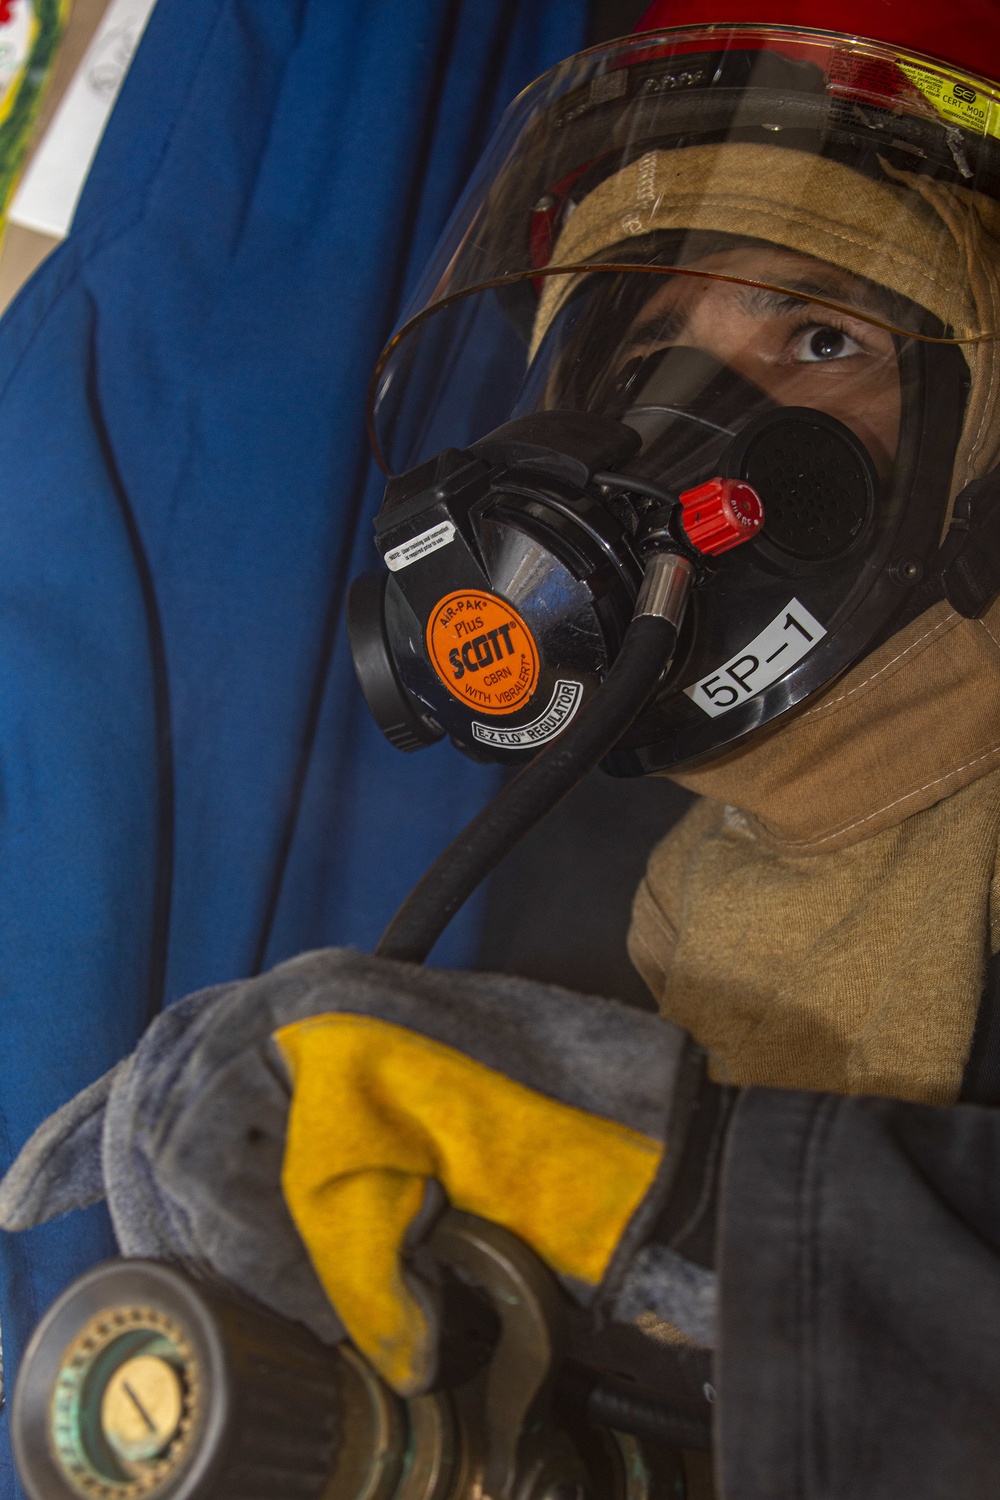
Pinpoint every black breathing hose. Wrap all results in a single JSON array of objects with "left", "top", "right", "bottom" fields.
[{"left": 375, "top": 601, "right": 682, "bottom": 965}]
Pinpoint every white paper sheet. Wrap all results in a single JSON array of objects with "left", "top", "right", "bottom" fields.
[{"left": 8, "top": 0, "right": 157, "bottom": 240}]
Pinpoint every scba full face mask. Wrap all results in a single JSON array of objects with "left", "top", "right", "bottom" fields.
[{"left": 349, "top": 24, "right": 1000, "bottom": 775}]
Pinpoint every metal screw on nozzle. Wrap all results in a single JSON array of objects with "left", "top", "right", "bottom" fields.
[{"left": 100, "top": 1354, "right": 184, "bottom": 1463}]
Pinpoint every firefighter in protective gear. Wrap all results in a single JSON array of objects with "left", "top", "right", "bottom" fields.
[{"left": 8, "top": 4, "right": 1000, "bottom": 1498}]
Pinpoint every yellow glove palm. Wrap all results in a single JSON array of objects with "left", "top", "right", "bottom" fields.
[{"left": 274, "top": 1013, "right": 664, "bottom": 1394}]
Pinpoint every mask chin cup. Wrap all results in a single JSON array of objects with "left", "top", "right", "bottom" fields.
[{"left": 722, "top": 406, "right": 880, "bottom": 562}]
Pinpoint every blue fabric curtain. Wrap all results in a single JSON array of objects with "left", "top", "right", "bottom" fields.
[{"left": 0, "top": 1, "right": 586, "bottom": 1489}]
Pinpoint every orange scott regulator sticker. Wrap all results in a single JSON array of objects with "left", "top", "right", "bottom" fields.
[{"left": 426, "top": 590, "right": 540, "bottom": 715}]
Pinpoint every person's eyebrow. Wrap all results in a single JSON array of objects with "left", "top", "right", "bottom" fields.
[
  {"left": 738, "top": 284, "right": 828, "bottom": 316},
  {"left": 621, "top": 308, "right": 685, "bottom": 349},
  {"left": 737, "top": 276, "right": 892, "bottom": 319},
  {"left": 621, "top": 271, "right": 895, "bottom": 352}
]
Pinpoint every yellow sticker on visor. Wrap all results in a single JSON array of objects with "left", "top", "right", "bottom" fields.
[{"left": 899, "top": 63, "right": 1000, "bottom": 141}]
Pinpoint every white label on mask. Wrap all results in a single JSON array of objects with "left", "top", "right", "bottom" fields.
[
  {"left": 685, "top": 600, "right": 827, "bottom": 718},
  {"left": 384, "top": 522, "right": 455, "bottom": 571},
  {"left": 471, "top": 679, "right": 583, "bottom": 748}
]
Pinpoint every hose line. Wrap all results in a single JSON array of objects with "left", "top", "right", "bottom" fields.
[{"left": 375, "top": 607, "right": 681, "bottom": 965}]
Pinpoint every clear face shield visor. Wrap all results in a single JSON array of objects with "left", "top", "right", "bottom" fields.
[
  {"left": 352, "top": 26, "right": 995, "bottom": 772},
  {"left": 518, "top": 238, "right": 908, "bottom": 506}
]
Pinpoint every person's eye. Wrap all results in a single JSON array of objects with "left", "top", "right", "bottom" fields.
[{"left": 793, "top": 325, "right": 863, "bottom": 362}]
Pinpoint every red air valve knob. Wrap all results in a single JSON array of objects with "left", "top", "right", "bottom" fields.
[{"left": 680, "top": 478, "right": 764, "bottom": 556}]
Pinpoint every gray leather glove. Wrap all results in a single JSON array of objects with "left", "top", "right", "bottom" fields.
[{"left": 0, "top": 949, "right": 718, "bottom": 1389}]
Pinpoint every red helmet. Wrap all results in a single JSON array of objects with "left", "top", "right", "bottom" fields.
[{"left": 638, "top": 0, "right": 1000, "bottom": 84}]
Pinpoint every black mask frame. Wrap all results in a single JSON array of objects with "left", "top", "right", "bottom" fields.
[{"left": 348, "top": 327, "right": 969, "bottom": 775}]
